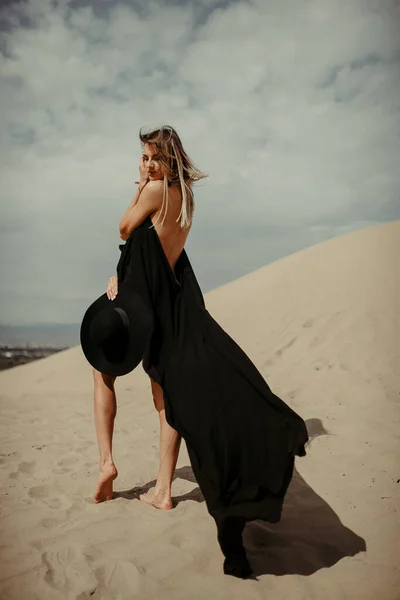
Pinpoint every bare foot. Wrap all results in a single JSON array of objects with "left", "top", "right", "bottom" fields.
[
  {"left": 139, "top": 486, "right": 173, "bottom": 510},
  {"left": 94, "top": 461, "right": 118, "bottom": 503}
]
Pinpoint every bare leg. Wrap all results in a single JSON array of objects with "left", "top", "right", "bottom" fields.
[
  {"left": 93, "top": 368, "right": 118, "bottom": 503},
  {"left": 139, "top": 379, "right": 182, "bottom": 509}
]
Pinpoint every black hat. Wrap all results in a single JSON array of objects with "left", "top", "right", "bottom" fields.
[{"left": 80, "top": 285, "right": 153, "bottom": 377}]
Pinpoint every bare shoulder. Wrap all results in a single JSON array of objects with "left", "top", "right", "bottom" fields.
[
  {"left": 142, "top": 179, "right": 164, "bottom": 197},
  {"left": 119, "top": 180, "right": 164, "bottom": 240},
  {"left": 137, "top": 180, "right": 164, "bottom": 212},
  {"left": 147, "top": 179, "right": 164, "bottom": 190},
  {"left": 144, "top": 180, "right": 183, "bottom": 209}
]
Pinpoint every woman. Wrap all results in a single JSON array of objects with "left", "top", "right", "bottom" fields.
[
  {"left": 88, "top": 125, "right": 309, "bottom": 578},
  {"left": 93, "top": 125, "right": 204, "bottom": 510}
]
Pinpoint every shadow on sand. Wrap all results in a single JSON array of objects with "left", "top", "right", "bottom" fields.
[
  {"left": 115, "top": 418, "right": 366, "bottom": 576},
  {"left": 114, "top": 464, "right": 204, "bottom": 505}
]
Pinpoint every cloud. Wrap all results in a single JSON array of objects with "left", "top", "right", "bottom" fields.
[{"left": 0, "top": 0, "right": 399, "bottom": 324}]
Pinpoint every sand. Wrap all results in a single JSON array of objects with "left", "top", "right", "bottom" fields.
[{"left": 0, "top": 220, "right": 399, "bottom": 599}]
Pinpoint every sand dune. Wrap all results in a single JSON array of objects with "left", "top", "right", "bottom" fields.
[{"left": 1, "top": 221, "right": 399, "bottom": 599}]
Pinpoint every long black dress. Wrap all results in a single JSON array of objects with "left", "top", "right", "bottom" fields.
[{"left": 117, "top": 215, "right": 308, "bottom": 571}]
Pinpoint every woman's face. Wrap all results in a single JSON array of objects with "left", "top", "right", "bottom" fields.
[{"left": 143, "top": 143, "right": 165, "bottom": 181}]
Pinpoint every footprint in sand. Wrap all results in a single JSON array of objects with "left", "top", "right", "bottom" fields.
[
  {"left": 41, "top": 546, "right": 97, "bottom": 594},
  {"left": 28, "top": 486, "right": 62, "bottom": 509},
  {"left": 18, "top": 460, "right": 36, "bottom": 474},
  {"left": 28, "top": 485, "right": 73, "bottom": 510},
  {"left": 40, "top": 498, "right": 84, "bottom": 529},
  {"left": 92, "top": 560, "right": 146, "bottom": 596}
]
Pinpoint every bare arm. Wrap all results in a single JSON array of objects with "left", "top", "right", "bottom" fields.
[
  {"left": 119, "top": 183, "right": 146, "bottom": 234},
  {"left": 119, "top": 180, "right": 163, "bottom": 241}
]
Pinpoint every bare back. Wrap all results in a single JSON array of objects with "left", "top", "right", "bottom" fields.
[{"left": 150, "top": 184, "right": 191, "bottom": 276}]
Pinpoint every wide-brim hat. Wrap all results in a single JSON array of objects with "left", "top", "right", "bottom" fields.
[{"left": 80, "top": 284, "right": 153, "bottom": 377}]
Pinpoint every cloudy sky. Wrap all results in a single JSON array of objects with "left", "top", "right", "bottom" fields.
[{"left": 1, "top": 0, "right": 399, "bottom": 325}]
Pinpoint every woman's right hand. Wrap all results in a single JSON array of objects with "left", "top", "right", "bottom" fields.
[
  {"left": 139, "top": 155, "right": 149, "bottom": 188},
  {"left": 106, "top": 275, "right": 118, "bottom": 301}
]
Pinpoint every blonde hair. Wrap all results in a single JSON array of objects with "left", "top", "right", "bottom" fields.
[{"left": 139, "top": 125, "right": 208, "bottom": 230}]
